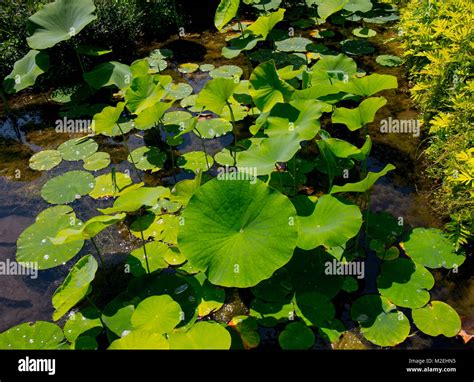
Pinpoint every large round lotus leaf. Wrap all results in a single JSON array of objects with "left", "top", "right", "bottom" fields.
[
  {"left": 351, "top": 294, "right": 410, "bottom": 347},
  {"left": 131, "top": 295, "right": 182, "bottom": 333},
  {"left": 195, "top": 118, "right": 233, "bottom": 138},
  {"left": 109, "top": 330, "right": 169, "bottom": 349},
  {"left": 125, "top": 75, "right": 170, "bottom": 114},
  {"left": 92, "top": 102, "right": 126, "bottom": 136},
  {"left": 341, "top": 39, "right": 375, "bottom": 55},
  {"left": 168, "top": 321, "right": 231, "bottom": 349},
  {"left": 89, "top": 172, "right": 134, "bottom": 199},
  {"left": 335, "top": 73, "right": 398, "bottom": 97},
  {"left": 3, "top": 50, "right": 50, "bottom": 93},
  {"left": 83, "top": 151, "right": 110, "bottom": 171},
  {"left": 210, "top": 65, "right": 243, "bottom": 79},
  {"left": 344, "top": 0, "right": 373, "bottom": 12},
  {"left": 135, "top": 101, "right": 173, "bottom": 131},
  {"left": 128, "top": 146, "right": 167, "bottom": 172},
  {"left": 377, "top": 258, "right": 434, "bottom": 309},
  {"left": 400, "top": 228, "right": 465, "bottom": 269},
  {"left": 376, "top": 55, "right": 402, "bottom": 67},
  {"left": 178, "top": 178, "right": 298, "bottom": 287},
  {"left": 250, "top": 298, "right": 295, "bottom": 327},
  {"left": 295, "top": 291, "right": 335, "bottom": 326},
  {"left": 297, "top": 194, "right": 362, "bottom": 250},
  {"left": 275, "top": 37, "right": 312, "bottom": 52},
  {"left": 312, "top": 53, "right": 357, "bottom": 80},
  {"left": 278, "top": 322, "right": 315, "bottom": 350},
  {"left": 165, "top": 82, "right": 193, "bottom": 101},
  {"left": 52, "top": 254, "right": 98, "bottom": 321},
  {"left": 178, "top": 63, "right": 199, "bottom": 74},
  {"left": 177, "top": 151, "right": 214, "bottom": 173},
  {"left": 412, "top": 301, "right": 461, "bottom": 337},
  {"left": 16, "top": 206, "right": 84, "bottom": 269},
  {"left": 57, "top": 137, "right": 98, "bottom": 161},
  {"left": 26, "top": 0, "right": 97, "bottom": 50},
  {"left": 251, "top": 268, "right": 293, "bottom": 302},
  {"left": 352, "top": 27, "right": 377, "bottom": 38},
  {"left": 41, "top": 170, "right": 95, "bottom": 204},
  {"left": 29, "top": 150, "right": 62, "bottom": 171},
  {"left": 0, "top": 321, "right": 65, "bottom": 349}
]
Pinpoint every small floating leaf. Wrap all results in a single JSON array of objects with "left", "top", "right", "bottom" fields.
[
  {"left": 412, "top": 301, "right": 461, "bottom": 337},
  {"left": 168, "top": 321, "right": 231, "bottom": 349},
  {"left": 178, "top": 63, "right": 199, "bottom": 74},
  {"left": 0, "top": 322, "right": 65, "bottom": 349},
  {"left": 29, "top": 150, "right": 62, "bottom": 171},
  {"left": 131, "top": 295, "right": 182, "bottom": 333},
  {"left": 177, "top": 151, "right": 214, "bottom": 173},
  {"left": 209, "top": 65, "right": 243, "bottom": 79},
  {"left": 109, "top": 330, "right": 169, "bottom": 349},
  {"left": 41, "top": 170, "right": 95, "bottom": 204},
  {"left": 352, "top": 27, "right": 376, "bottom": 38},
  {"left": 376, "top": 55, "right": 402, "bottom": 67},
  {"left": 83, "top": 152, "right": 110, "bottom": 171},
  {"left": 57, "top": 137, "right": 98, "bottom": 161},
  {"left": 278, "top": 322, "right": 315, "bottom": 350},
  {"left": 128, "top": 146, "right": 167, "bottom": 172}
]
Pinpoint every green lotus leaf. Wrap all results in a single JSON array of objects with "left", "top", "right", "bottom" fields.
[
  {"left": 98, "top": 186, "right": 170, "bottom": 214},
  {"left": 251, "top": 268, "right": 293, "bottom": 302},
  {"left": 278, "top": 322, "right": 315, "bottom": 350},
  {"left": 366, "top": 211, "right": 403, "bottom": 243},
  {"left": 332, "top": 97, "right": 387, "bottom": 131},
  {"left": 287, "top": 249, "right": 344, "bottom": 298},
  {"left": 163, "top": 110, "right": 194, "bottom": 132},
  {"left": 351, "top": 294, "right": 410, "bottom": 347},
  {"left": 222, "top": 35, "right": 261, "bottom": 59},
  {"left": 177, "top": 151, "right": 214, "bottom": 173},
  {"left": 215, "top": 0, "right": 240, "bottom": 30},
  {"left": 318, "top": 318, "right": 346, "bottom": 343},
  {"left": 250, "top": 298, "right": 295, "bottom": 327},
  {"left": 41, "top": 170, "right": 95, "bottom": 204},
  {"left": 178, "top": 63, "right": 199, "bottom": 74},
  {"left": 330, "top": 163, "right": 395, "bottom": 194},
  {"left": 245, "top": 8, "right": 285, "bottom": 39},
  {"left": 250, "top": 0, "right": 282, "bottom": 11},
  {"left": 52, "top": 254, "right": 98, "bottom": 321},
  {"left": 310, "top": 0, "right": 349, "bottom": 20},
  {"left": 376, "top": 55, "right": 402, "bottom": 67},
  {"left": 84, "top": 61, "right": 131, "bottom": 90},
  {"left": 364, "top": 14, "right": 399, "bottom": 24},
  {"left": 131, "top": 295, "right": 182, "bottom": 333},
  {"left": 169, "top": 321, "right": 231, "bottom": 349},
  {"left": 221, "top": 103, "right": 249, "bottom": 122},
  {"left": 236, "top": 136, "right": 300, "bottom": 176},
  {"left": 92, "top": 102, "right": 126, "bottom": 136},
  {"left": 130, "top": 213, "right": 179, "bottom": 244},
  {"left": 200, "top": 64, "right": 215, "bottom": 72},
  {"left": 195, "top": 78, "right": 238, "bottom": 114},
  {"left": 16, "top": 206, "right": 84, "bottom": 269},
  {"left": 336, "top": 74, "right": 398, "bottom": 96},
  {"left": 57, "top": 137, "right": 98, "bottom": 161},
  {"left": 377, "top": 258, "right": 434, "bottom": 309},
  {"left": 340, "top": 39, "right": 375, "bottom": 55},
  {"left": 178, "top": 178, "right": 298, "bottom": 287},
  {"left": 125, "top": 75, "right": 170, "bottom": 114},
  {"left": 0, "top": 321, "right": 65, "bottom": 349},
  {"left": 275, "top": 37, "right": 312, "bottom": 52},
  {"left": 148, "top": 58, "right": 167, "bottom": 73},
  {"left": 209, "top": 65, "right": 243, "bottom": 80},
  {"left": 412, "top": 301, "right": 461, "bottom": 337},
  {"left": 169, "top": 171, "right": 202, "bottom": 206},
  {"left": 344, "top": 0, "right": 372, "bottom": 12},
  {"left": 3, "top": 50, "right": 50, "bottom": 93},
  {"left": 89, "top": 172, "right": 136, "bottom": 199},
  {"left": 342, "top": 276, "right": 358, "bottom": 292},
  {"left": 163, "top": 247, "right": 186, "bottom": 265},
  {"left": 128, "top": 146, "right": 166, "bottom": 172},
  {"left": 312, "top": 53, "right": 357, "bottom": 81},
  {"left": 378, "top": 246, "right": 400, "bottom": 261},
  {"left": 29, "top": 150, "right": 62, "bottom": 171},
  {"left": 266, "top": 99, "right": 331, "bottom": 141},
  {"left": 297, "top": 194, "right": 362, "bottom": 250},
  {"left": 165, "top": 83, "right": 193, "bottom": 101},
  {"left": 50, "top": 213, "right": 126, "bottom": 244},
  {"left": 109, "top": 330, "right": 169, "bottom": 349},
  {"left": 322, "top": 137, "right": 369, "bottom": 160},
  {"left": 352, "top": 27, "right": 377, "bottom": 38},
  {"left": 250, "top": 60, "right": 295, "bottom": 112},
  {"left": 296, "top": 291, "right": 336, "bottom": 326},
  {"left": 400, "top": 228, "right": 465, "bottom": 269},
  {"left": 195, "top": 118, "right": 233, "bottom": 139},
  {"left": 27, "top": 0, "right": 97, "bottom": 49},
  {"left": 180, "top": 94, "right": 199, "bottom": 112},
  {"left": 83, "top": 152, "right": 110, "bottom": 171},
  {"left": 126, "top": 241, "right": 171, "bottom": 276},
  {"left": 150, "top": 48, "right": 173, "bottom": 60},
  {"left": 63, "top": 307, "right": 102, "bottom": 344}
]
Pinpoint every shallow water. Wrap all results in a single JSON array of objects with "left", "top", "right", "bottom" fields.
[{"left": 0, "top": 27, "right": 472, "bottom": 348}]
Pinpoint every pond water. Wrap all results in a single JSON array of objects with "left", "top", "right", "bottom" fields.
[{"left": 0, "top": 28, "right": 472, "bottom": 349}]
